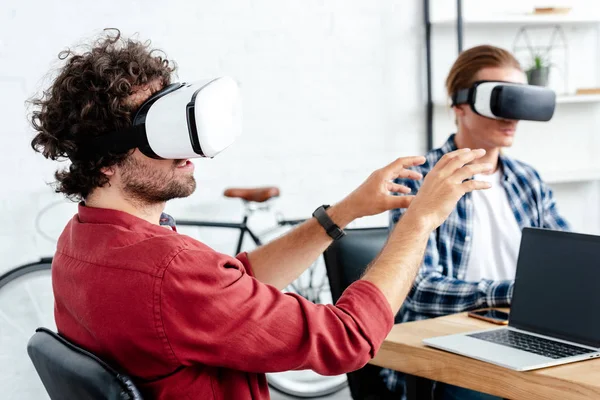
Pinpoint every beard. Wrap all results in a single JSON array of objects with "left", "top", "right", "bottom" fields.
[{"left": 119, "top": 156, "right": 196, "bottom": 205}]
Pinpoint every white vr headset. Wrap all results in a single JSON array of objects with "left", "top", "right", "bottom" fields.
[
  {"left": 92, "top": 76, "right": 242, "bottom": 159},
  {"left": 451, "top": 81, "right": 556, "bottom": 122}
]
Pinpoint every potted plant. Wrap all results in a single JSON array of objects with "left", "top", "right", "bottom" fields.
[{"left": 526, "top": 54, "right": 551, "bottom": 87}]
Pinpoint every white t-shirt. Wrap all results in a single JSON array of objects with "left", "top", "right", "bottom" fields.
[{"left": 464, "top": 170, "right": 522, "bottom": 282}]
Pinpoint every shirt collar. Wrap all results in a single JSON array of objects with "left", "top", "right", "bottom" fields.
[
  {"left": 77, "top": 202, "right": 177, "bottom": 231},
  {"left": 441, "top": 133, "right": 459, "bottom": 154},
  {"left": 498, "top": 154, "right": 518, "bottom": 183}
]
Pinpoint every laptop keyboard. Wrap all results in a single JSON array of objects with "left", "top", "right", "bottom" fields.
[{"left": 468, "top": 329, "right": 593, "bottom": 359}]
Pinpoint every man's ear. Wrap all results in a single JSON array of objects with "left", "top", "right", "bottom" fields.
[
  {"left": 453, "top": 104, "right": 467, "bottom": 118},
  {"left": 452, "top": 104, "right": 468, "bottom": 126},
  {"left": 100, "top": 166, "right": 115, "bottom": 176}
]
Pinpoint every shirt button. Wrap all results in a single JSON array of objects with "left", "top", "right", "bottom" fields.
[{"left": 465, "top": 236, "right": 471, "bottom": 242}]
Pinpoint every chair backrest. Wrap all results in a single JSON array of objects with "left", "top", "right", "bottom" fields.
[
  {"left": 324, "top": 227, "right": 389, "bottom": 303},
  {"left": 27, "top": 327, "right": 143, "bottom": 400},
  {"left": 323, "top": 227, "right": 396, "bottom": 400}
]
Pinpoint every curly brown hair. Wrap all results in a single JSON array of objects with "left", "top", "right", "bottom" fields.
[{"left": 29, "top": 28, "right": 177, "bottom": 201}]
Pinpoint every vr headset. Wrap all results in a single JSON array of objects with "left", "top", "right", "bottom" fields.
[
  {"left": 92, "top": 76, "right": 242, "bottom": 159},
  {"left": 451, "top": 81, "right": 556, "bottom": 122}
]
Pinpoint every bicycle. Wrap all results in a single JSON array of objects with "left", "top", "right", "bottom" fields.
[
  {"left": 0, "top": 257, "right": 55, "bottom": 400},
  {"left": 0, "top": 186, "right": 347, "bottom": 399}
]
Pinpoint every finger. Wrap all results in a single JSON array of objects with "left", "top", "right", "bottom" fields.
[
  {"left": 386, "top": 182, "right": 412, "bottom": 194},
  {"left": 394, "top": 169, "right": 423, "bottom": 181},
  {"left": 442, "top": 149, "right": 487, "bottom": 176},
  {"left": 461, "top": 179, "right": 492, "bottom": 193},
  {"left": 384, "top": 156, "right": 426, "bottom": 176},
  {"left": 387, "top": 195, "right": 415, "bottom": 209},
  {"left": 435, "top": 148, "right": 472, "bottom": 169},
  {"left": 452, "top": 163, "right": 494, "bottom": 182}
]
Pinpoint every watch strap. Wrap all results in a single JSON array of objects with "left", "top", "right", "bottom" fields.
[{"left": 312, "top": 205, "right": 346, "bottom": 241}]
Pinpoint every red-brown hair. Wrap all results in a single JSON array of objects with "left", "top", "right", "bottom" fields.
[{"left": 446, "top": 44, "right": 522, "bottom": 98}]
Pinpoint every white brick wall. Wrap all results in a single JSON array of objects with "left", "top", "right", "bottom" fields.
[
  {"left": 2, "top": 1, "right": 600, "bottom": 399},
  {"left": 0, "top": 0, "right": 426, "bottom": 273},
  {"left": 1, "top": 0, "right": 599, "bottom": 275}
]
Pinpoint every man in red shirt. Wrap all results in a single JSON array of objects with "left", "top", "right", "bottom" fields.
[{"left": 29, "top": 30, "right": 492, "bottom": 399}]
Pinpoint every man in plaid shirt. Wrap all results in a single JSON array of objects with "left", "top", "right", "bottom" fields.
[
  {"left": 382, "top": 45, "right": 570, "bottom": 400},
  {"left": 382, "top": 133, "right": 570, "bottom": 396}
]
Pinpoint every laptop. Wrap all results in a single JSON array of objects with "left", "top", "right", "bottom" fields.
[{"left": 423, "top": 227, "right": 600, "bottom": 371}]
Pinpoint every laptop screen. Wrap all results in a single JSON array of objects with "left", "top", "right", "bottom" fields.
[{"left": 510, "top": 228, "right": 600, "bottom": 348}]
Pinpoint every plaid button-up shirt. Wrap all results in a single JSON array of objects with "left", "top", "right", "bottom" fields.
[{"left": 381, "top": 134, "right": 570, "bottom": 393}]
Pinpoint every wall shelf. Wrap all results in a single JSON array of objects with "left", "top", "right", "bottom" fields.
[
  {"left": 556, "top": 94, "right": 600, "bottom": 104},
  {"left": 432, "top": 14, "right": 600, "bottom": 26},
  {"left": 543, "top": 168, "right": 600, "bottom": 184}
]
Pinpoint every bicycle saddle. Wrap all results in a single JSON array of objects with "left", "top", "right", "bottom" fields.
[{"left": 223, "top": 187, "right": 280, "bottom": 203}]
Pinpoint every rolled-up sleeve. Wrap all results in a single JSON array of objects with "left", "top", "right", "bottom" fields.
[
  {"left": 235, "top": 252, "right": 254, "bottom": 277},
  {"left": 160, "top": 249, "right": 393, "bottom": 375}
]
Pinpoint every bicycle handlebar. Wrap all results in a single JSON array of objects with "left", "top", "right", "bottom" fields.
[{"left": 277, "top": 218, "right": 306, "bottom": 227}]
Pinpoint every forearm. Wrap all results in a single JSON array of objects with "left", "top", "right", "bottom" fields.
[
  {"left": 165, "top": 250, "right": 393, "bottom": 375},
  {"left": 247, "top": 201, "right": 356, "bottom": 289},
  {"left": 361, "top": 211, "right": 432, "bottom": 313},
  {"left": 406, "top": 275, "right": 514, "bottom": 316}
]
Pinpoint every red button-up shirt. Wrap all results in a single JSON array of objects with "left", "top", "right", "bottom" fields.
[{"left": 53, "top": 204, "right": 393, "bottom": 399}]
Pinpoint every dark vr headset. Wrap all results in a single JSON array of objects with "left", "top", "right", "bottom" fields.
[
  {"left": 451, "top": 81, "right": 556, "bottom": 122},
  {"left": 90, "top": 76, "right": 242, "bottom": 159}
]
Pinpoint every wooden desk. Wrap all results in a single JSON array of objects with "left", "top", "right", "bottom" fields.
[{"left": 370, "top": 311, "right": 600, "bottom": 399}]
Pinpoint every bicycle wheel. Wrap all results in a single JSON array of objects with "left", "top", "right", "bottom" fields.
[
  {"left": 0, "top": 259, "right": 54, "bottom": 400},
  {"left": 268, "top": 370, "right": 348, "bottom": 398},
  {"left": 266, "top": 253, "right": 348, "bottom": 397}
]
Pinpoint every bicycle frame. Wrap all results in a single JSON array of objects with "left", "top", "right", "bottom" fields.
[
  {"left": 176, "top": 216, "right": 263, "bottom": 255},
  {"left": 176, "top": 215, "right": 316, "bottom": 298}
]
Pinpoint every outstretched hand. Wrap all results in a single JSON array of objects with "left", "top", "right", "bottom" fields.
[
  {"left": 340, "top": 156, "right": 426, "bottom": 220},
  {"left": 401, "top": 148, "right": 493, "bottom": 232}
]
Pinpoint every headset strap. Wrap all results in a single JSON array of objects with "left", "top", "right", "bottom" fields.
[
  {"left": 451, "top": 88, "right": 471, "bottom": 106},
  {"left": 83, "top": 124, "right": 146, "bottom": 155}
]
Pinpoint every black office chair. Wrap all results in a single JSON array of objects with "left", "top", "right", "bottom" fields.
[
  {"left": 323, "top": 227, "right": 397, "bottom": 400},
  {"left": 27, "top": 327, "right": 143, "bottom": 400},
  {"left": 324, "top": 227, "right": 439, "bottom": 400}
]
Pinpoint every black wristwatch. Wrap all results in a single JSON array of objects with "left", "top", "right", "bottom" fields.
[{"left": 312, "top": 205, "right": 346, "bottom": 241}]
